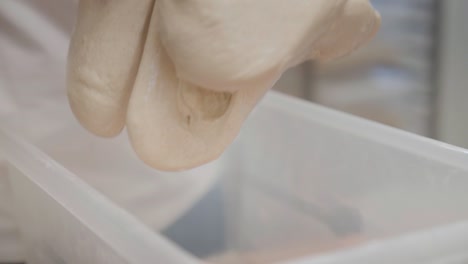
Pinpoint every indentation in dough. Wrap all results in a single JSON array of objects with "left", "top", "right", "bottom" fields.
[{"left": 177, "top": 81, "right": 232, "bottom": 125}]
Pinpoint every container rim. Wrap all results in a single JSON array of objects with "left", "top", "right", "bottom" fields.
[
  {"left": 261, "top": 91, "right": 468, "bottom": 172},
  {"left": 0, "top": 128, "right": 202, "bottom": 264}
]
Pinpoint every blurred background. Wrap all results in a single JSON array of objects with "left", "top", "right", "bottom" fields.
[
  {"left": 1, "top": 1, "right": 468, "bottom": 262},
  {"left": 274, "top": 0, "right": 468, "bottom": 149}
]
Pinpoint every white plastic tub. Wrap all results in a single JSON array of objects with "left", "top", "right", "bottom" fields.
[{"left": 2, "top": 91, "right": 468, "bottom": 264}]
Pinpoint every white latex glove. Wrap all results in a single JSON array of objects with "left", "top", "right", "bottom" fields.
[{"left": 67, "top": 0, "right": 380, "bottom": 171}]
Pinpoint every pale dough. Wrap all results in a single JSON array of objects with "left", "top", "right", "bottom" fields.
[{"left": 67, "top": 0, "right": 380, "bottom": 171}]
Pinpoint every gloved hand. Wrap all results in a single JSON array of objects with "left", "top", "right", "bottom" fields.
[{"left": 67, "top": 0, "right": 380, "bottom": 171}]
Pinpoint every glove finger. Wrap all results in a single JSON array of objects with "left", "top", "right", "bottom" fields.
[{"left": 67, "top": 0, "right": 154, "bottom": 137}]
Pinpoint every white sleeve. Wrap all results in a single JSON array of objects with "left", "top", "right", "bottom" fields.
[{"left": 0, "top": 0, "right": 75, "bottom": 261}]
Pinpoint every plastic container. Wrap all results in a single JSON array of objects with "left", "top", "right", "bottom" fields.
[{"left": 2, "top": 91, "right": 468, "bottom": 264}]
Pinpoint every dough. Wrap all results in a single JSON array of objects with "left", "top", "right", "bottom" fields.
[
  {"left": 68, "top": 0, "right": 380, "bottom": 171},
  {"left": 157, "top": 0, "right": 379, "bottom": 92}
]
